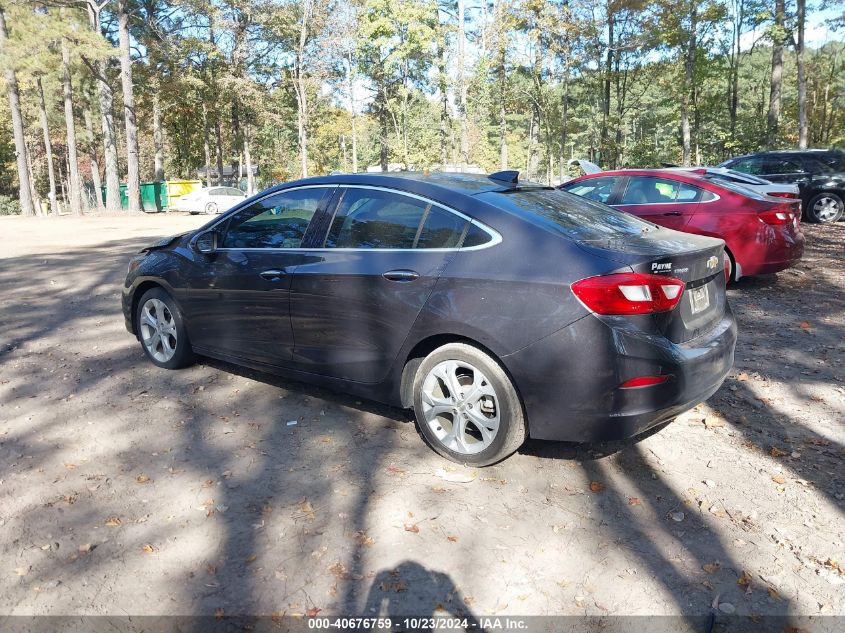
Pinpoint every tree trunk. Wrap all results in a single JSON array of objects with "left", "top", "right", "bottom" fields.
[
  {"left": 600, "top": 8, "right": 614, "bottom": 166},
  {"left": 244, "top": 124, "right": 254, "bottom": 195},
  {"left": 346, "top": 51, "right": 358, "bottom": 172},
  {"left": 437, "top": 26, "right": 448, "bottom": 166},
  {"left": 497, "top": 31, "right": 508, "bottom": 170},
  {"left": 295, "top": 0, "right": 311, "bottom": 178},
  {"left": 86, "top": 5, "right": 120, "bottom": 211},
  {"left": 26, "top": 142, "right": 43, "bottom": 215},
  {"left": 796, "top": 0, "right": 807, "bottom": 148},
  {"left": 378, "top": 78, "right": 388, "bottom": 171},
  {"left": 559, "top": 60, "right": 569, "bottom": 182},
  {"left": 153, "top": 92, "right": 165, "bottom": 180},
  {"left": 202, "top": 102, "right": 212, "bottom": 187},
  {"left": 62, "top": 40, "right": 83, "bottom": 215},
  {"left": 84, "top": 106, "right": 105, "bottom": 212},
  {"left": 1, "top": 8, "right": 35, "bottom": 216},
  {"left": 118, "top": 0, "right": 141, "bottom": 213},
  {"left": 766, "top": 0, "right": 785, "bottom": 147},
  {"left": 37, "top": 76, "right": 60, "bottom": 216},
  {"left": 681, "top": 7, "right": 697, "bottom": 166},
  {"left": 215, "top": 114, "right": 224, "bottom": 186},
  {"left": 457, "top": 0, "right": 468, "bottom": 164}
]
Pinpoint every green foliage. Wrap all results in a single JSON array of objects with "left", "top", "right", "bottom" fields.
[{"left": 0, "top": 194, "right": 21, "bottom": 215}]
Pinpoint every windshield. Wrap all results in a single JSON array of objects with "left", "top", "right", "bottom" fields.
[
  {"left": 709, "top": 178, "right": 770, "bottom": 200},
  {"left": 478, "top": 188, "right": 657, "bottom": 241}
]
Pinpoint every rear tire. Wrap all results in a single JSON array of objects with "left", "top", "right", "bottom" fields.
[
  {"left": 412, "top": 343, "right": 526, "bottom": 466},
  {"left": 135, "top": 288, "right": 195, "bottom": 370},
  {"left": 205, "top": 201, "right": 218, "bottom": 215},
  {"left": 806, "top": 192, "right": 843, "bottom": 223}
]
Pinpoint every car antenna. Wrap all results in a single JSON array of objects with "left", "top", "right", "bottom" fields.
[{"left": 488, "top": 170, "right": 520, "bottom": 185}]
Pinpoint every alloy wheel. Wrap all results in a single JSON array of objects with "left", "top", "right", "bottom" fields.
[
  {"left": 139, "top": 298, "right": 178, "bottom": 363},
  {"left": 421, "top": 360, "right": 500, "bottom": 455},
  {"left": 813, "top": 195, "right": 840, "bottom": 222}
]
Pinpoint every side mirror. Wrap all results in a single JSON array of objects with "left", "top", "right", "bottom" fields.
[{"left": 195, "top": 230, "right": 218, "bottom": 254}]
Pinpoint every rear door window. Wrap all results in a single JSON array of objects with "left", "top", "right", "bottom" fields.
[
  {"left": 563, "top": 177, "right": 620, "bottom": 204},
  {"left": 764, "top": 158, "right": 803, "bottom": 175},
  {"left": 620, "top": 177, "right": 680, "bottom": 204},
  {"left": 325, "top": 188, "right": 469, "bottom": 249}
]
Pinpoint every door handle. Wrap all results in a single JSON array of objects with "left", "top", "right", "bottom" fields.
[
  {"left": 382, "top": 269, "right": 419, "bottom": 282},
  {"left": 662, "top": 211, "right": 682, "bottom": 216},
  {"left": 259, "top": 269, "right": 285, "bottom": 281}
]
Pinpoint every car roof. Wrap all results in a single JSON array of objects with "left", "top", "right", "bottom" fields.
[
  {"left": 725, "top": 149, "right": 844, "bottom": 161},
  {"left": 264, "top": 171, "right": 551, "bottom": 201},
  {"left": 569, "top": 168, "right": 711, "bottom": 185}
]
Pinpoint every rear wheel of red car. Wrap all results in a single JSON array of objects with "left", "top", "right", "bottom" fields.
[
  {"left": 806, "top": 192, "right": 843, "bottom": 223},
  {"left": 412, "top": 343, "right": 526, "bottom": 466}
]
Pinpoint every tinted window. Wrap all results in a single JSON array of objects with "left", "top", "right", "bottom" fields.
[
  {"left": 463, "top": 223, "right": 493, "bottom": 248},
  {"left": 477, "top": 189, "right": 654, "bottom": 241},
  {"left": 730, "top": 158, "right": 764, "bottom": 175},
  {"left": 222, "top": 188, "right": 328, "bottom": 249},
  {"left": 678, "top": 183, "right": 703, "bottom": 202},
  {"left": 327, "top": 189, "right": 426, "bottom": 249},
  {"left": 417, "top": 207, "right": 468, "bottom": 248},
  {"left": 224, "top": 187, "right": 244, "bottom": 197},
  {"left": 700, "top": 189, "right": 718, "bottom": 202},
  {"left": 564, "top": 176, "right": 619, "bottom": 204},
  {"left": 620, "top": 177, "right": 679, "bottom": 204},
  {"left": 209, "top": 188, "right": 224, "bottom": 195},
  {"left": 765, "top": 158, "right": 802, "bottom": 174},
  {"left": 816, "top": 152, "right": 845, "bottom": 171}
]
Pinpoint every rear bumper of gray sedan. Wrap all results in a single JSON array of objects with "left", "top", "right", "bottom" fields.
[{"left": 502, "top": 308, "right": 737, "bottom": 442}]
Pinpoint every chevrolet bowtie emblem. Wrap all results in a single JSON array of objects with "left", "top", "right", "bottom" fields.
[{"left": 706, "top": 256, "right": 719, "bottom": 270}]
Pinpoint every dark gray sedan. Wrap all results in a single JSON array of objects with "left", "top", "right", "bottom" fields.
[{"left": 122, "top": 171, "right": 736, "bottom": 465}]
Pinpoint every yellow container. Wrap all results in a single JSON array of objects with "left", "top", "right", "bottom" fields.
[{"left": 165, "top": 180, "right": 204, "bottom": 205}]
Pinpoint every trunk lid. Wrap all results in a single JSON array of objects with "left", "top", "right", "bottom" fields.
[{"left": 578, "top": 227, "right": 727, "bottom": 343}]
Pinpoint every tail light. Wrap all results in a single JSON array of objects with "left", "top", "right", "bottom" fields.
[
  {"left": 767, "top": 191, "right": 800, "bottom": 199},
  {"left": 620, "top": 375, "right": 670, "bottom": 389},
  {"left": 758, "top": 209, "right": 793, "bottom": 225},
  {"left": 571, "top": 272, "right": 685, "bottom": 315}
]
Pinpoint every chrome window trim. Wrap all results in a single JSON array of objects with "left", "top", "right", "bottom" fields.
[{"left": 205, "top": 183, "right": 502, "bottom": 253}]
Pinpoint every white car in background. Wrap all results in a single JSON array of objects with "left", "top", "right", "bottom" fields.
[{"left": 172, "top": 187, "right": 247, "bottom": 214}]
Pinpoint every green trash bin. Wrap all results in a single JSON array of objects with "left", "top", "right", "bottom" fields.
[{"left": 139, "top": 181, "right": 168, "bottom": 212}]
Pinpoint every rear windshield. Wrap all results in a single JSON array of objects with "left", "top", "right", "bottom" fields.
[
  {"left": 477, "top": 188, "right": 655, "bottom": 241},
  {"left": 708, "top": 178, "right": 769, "bottom": 200}
]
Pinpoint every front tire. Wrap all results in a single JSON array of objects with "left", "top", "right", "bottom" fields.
[
  {"left": 135, "top": 288, "right": 195, "bottom": 369},
  {"left": 205, "top": 201, "right": 218, "bottom": 215},
  {"left": 412, "top": 343, "right": 526, "bottom": 466},
  {"left": 806, "top": 192, "right": 844, "bottom": 223}
]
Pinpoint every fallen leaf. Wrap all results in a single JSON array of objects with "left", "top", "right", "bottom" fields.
[
  {"left": 736, "top": 372, "right": 750, "bottom": 382},
  {"left": 431, "top": 486, "right": 449, "bottom": 493},
  {"left": 463, "top": 596, "right": 475, "bottom": 606},
  {"left": 64, "top": 463, "right": 77, "bottom": 470},
  {"left": 142, "top": 544, "right": 155, "bottom": 554},
  {"left": 447, "top": 535, "right": 458, "bottom": 543},
  {"left": 298, "top": 500, "right": 315, "bottom": 520},
  {"left": 767, "top": 586, "right": 782, "bottom": 601},
  {"left": 738, "top": 570, "right": 753, "bottom": 592},
  {"left": 306, "top": 607, "right": 321, "bottom": 617},
  {"left": 78, "top": 543, "right": 93, "bottom": 553},
  {"left": 703, "top": 562, "right": 721, "bottom": 573},
  {"left": 104, "top": 516, "right": 122, "bottom": 527},
  {"left": 262, "top": 503, "right": 273, "bottom": 514},
  {"left": 245, "top": 554, "right": 257, "bottom": 564},
  {"left": 589, "top": 481, "right": 606, "bottom": 493},
  {"left": 704, "top": 417, "right": 725, "bottom": 429},
  {"left": 403, "top": 523, "right": 420, "bottom": 533},
  {"left": 207, "top": 564, "right": 217, "bottom": 575},
  {"left": 435, "top": 468, "right": 476, "bottom": 483},
  {"left": 214, "top": 608, "right": 225, "bottom": 619},
  {"left": 772, "top": 474, "right": 786, "bottom": 484},
  {"left": 135, "top": 474, "right": 150, "bottom": 484},
  {"left": 770, "top": 446, "right": 787, "bottom": 458},
  {"left": 628, "top": 497, "right": 641, "bottom": 506},
  {"left": 328, "top": 561, "right": 347, "bottom": 578},
  {"left": 386, "top": 464, "right": 407, "bottom": 476},
  {"left": 355, "top": 531, "right": 374, "bottom": 547},
  {"left": 14, "top": 566, "right": 30, "bottom": 577},
  {"left": 799, "top": 321, "right": 811, "bottom": 330}
]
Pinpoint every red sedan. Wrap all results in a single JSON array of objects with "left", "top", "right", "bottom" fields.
[{"left": 561, "top": 169, "right": 804, "bottom": 280}]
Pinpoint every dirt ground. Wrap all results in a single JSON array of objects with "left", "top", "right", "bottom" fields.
[{"left": 0, "top": 213, "right": 842, "bottom": 628}]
